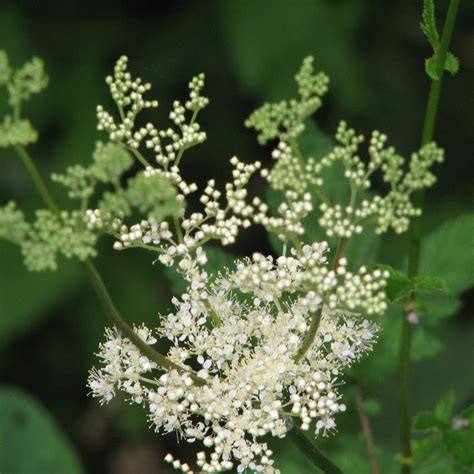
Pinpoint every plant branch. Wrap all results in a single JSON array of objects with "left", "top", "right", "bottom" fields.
[
  {"left": 14, "top": 145, "right": 206, "bottom": 387},
  {"left": 331, "top": 237, "right": 348, "bottom": 270},
  {"left": 294, "top": 307, "right": 323, "bottom": 363},
  {"left": 354, "top": 383, "right": 381, "bottom": 474},
  {"left": 83, "top": 259, "right": 205, "bottom": 386},
  {"left": 290, "top": 426, "right": 343, "bottom": 474},
  {"left": 398, "top": 0, "right": 460, "bottom": 471},
  {"left": 15, "top": 146, "right": 61, "bottom": 217}
]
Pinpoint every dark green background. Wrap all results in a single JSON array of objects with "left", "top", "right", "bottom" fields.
[{"left": 0, "top": 1, "right": 472, "bottom": 473}]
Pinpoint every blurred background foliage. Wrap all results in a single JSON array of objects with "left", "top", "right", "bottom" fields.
[{"left": 0, "top": 0, "right": 472, "bottom": 472}]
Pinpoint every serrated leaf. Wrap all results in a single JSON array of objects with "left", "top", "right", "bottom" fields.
[
  {"left": 425, "top": 55, "right": 440, "bottom": 81},
  {"left": 444, "top": 52, "right": 459, "bottom": 75},
  {"left": 382, "top": 266, "right": 445, "bottom": 303},
  {"left": 424, "top": 53, "right": 460, "bottom": 81},
  {"left": 420, "top": 0, "right": 440, "bottom": 50},
  {"left": 0, "top": 387, "right": 83, "bottom": 473},
  {"left": 412, "top": 391, "right": 455, "bottom": 432},
  {"left": 412, "top": 275, "right": 446, "bottom": 294},
  {"left": 384, "top": 267, "right": 412, "bottom": 302},
  {"left": 414, "top": 412, "right": 447, "bottom": 432},
  {"left": 434, "top": 391, "right": 455, "bottom": 422},
  {"left": 412, "top": 435, "right": 458, "bottom": 474},
  {"left": 443, "top": 404, "right": 474, "bottom": 469}
]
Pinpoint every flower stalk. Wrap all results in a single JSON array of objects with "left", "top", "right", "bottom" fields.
[
  {"left": 398, "top": 0, "right": 460, "bottom": 471},
  {"left": 14, "top": 145, "right": 205, "bottom": 386}
]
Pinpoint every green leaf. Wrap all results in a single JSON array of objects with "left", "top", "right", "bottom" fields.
[
  {"left": 414, "top": 412, "right": 448, "bottom": 432},
  {"left": 413, "top": 275, "right": 446, "bottom": 294},
  {"left": 443, "top": 405, "right": 474, "bottom": 469},
  {"left": 419, "top": 213, "right": 474, "bottom": 296},
  {"left": 0, "top": 387, "right": 83, "bottom": 473},
  {"left": 412, "top": 435, "right": 457, "bottom": 474},
  {"left": 425, "top": 53, "right": 459, "bottom": 81},
  {"left": 420, "top": 0, "right": 440, "bottom": 50},
  {"left": 383, "top": 266, "right": 445, "bottom": 303},
  {"left": 434, "top": 391, "right": 455, "bottom": 422},
  {"left": 384, "top": 267, "right": 412, "bottom": 302},
  {"left": 444, "top": 52, "right": 459, "bottom": 75},
  {"left": 425, "top": 55, "right": 440, "bottom": 81}
]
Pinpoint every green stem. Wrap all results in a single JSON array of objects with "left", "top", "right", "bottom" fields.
[
  {"left": 331, "top": 237, "right": 348, "bottom": 269},
  {"left": 15, "top": 146, "right": 61, "bottom": 217},
  {"left": 128, "top": 146, "right": 151, "bottom": 168},
  {"left": 398, "top": 1, "right": 460, "bottom": 471},
  {"left": 290, "top": 426, "right": 343, "bottom": 474},
  {"left": 14, "top": 145, "right": 205, "bottom": 387},
  {"left": 173, "top": 215, "right": 184, "bottom": 243},
  {"left": 204, "top": 300, "right": 223, "bottom": 327},
  {"left": 175, "top": 109, "right": 198, "bottom": 167},
  {"left": 83, "top": 259, "right": 205, "bottom": 386},
  {"left": 294, "top": 307, "right": 323, "bottom": 363}
]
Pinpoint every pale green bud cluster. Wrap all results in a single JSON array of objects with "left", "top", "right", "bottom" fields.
[
  {"left": 245, "top": 56, "right": 329, "bottom": 144},
  {"left": 0, "top": 204, "right": 98, "bottom": 271},
  {"left": 317, "top": 123, "right": 444, "bottom": 237},
  {"left": 0, "top": 116, "right": 37, "bottom": 147},
  {"left": 0, "top": 51, "right": 48, "bottom": 147},
  {"left": 0, "top": 201, "right": 30, "bottom": 243},
  {"left": 248, "top": 58, "right": 444, "bottom": 241},
  {"left": 52, "top": 142, "right": 134, "bottom": 200}
]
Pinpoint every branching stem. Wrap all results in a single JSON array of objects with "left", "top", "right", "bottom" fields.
[
  {"left": 290, "top": 426, "right": 343, "bottom": 474},
  {"left": 294, "top": 307, "right": 322, "bottom": 363},
  {"left": 398, "top": 1, "right": 460, "bottom": 471},
  {"left": 14, "top": 145, "right": 206, "bottom": 387}
]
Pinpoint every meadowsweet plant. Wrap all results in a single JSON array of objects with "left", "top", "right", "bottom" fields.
[{"left": 0, "top": 1, "right": 469, "bottom": 473}]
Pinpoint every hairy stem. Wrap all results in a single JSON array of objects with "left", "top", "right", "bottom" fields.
[
  {"left": 291, "top": 426, "right": 343, "bottom": 474},
  {"left": 14, "top": 145, "right": 205, "bottom": 386},
  {"left": 354, "top": 383, "right": 380, "bottom": 474},
  {"left": 398, "top": 0, "right": 460, "bottom": 471}
]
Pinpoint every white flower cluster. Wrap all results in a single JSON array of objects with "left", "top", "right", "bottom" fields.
[
  {"left": 89, "top": 243, "right": 385, "bottom": 473},
  {"left": 86, "top": 55, "right": 437, "bottom": 474}
]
